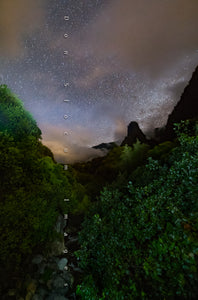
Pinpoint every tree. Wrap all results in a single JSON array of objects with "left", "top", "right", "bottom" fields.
[
  {"left": 76, "top": 122, "right": 198, "bottom": 299},
  {"left": 0, "top": 85, "right": 74, "bottom": 274}
]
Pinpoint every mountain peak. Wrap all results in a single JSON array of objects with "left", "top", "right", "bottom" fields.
[
  {"left": 121, "top": 121, "right": 148, "bottom": 146},
  {"left": 163, "top": 65, "right": 198, "bottom": 140}
]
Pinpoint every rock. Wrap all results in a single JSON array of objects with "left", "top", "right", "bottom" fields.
[
  {"left": 68, "top": 236, "right": 78, "bottom": 243},
  {"left": 32, "top": 255, "right": 43, "bottom": 265},
  {"left": 65, "top": 236, "right": 78, "bottom": 247},
  {"left": 69, "top": 263, "right": 83, "bottom": 273},
  {"left": 52, "top": 276, "right": 65, "bottom": 289},
  {"left": 53, "top": 287, "right": 69, "bottom": 296},
  {"left": 69, "top": 293, "right": 76, "bottom": 300},
  {"left": 45, "top": 261, "right": 58, "bottom": 272},
  {"left": 32, "top": 295, "right": 43, "bottom": 300},
  {"left": 46, "top": 294, "right": 69, "bottom": 300},
  {"left": 50, "top": 238, "right": 65, "bottom": 257},
  {"left": 47, "top": 279, "right": 53, "bottom": 290},
  {"left": 27, "top": 279, "right": 37, "bottom": 294},
  {"left": 37, "top": 288, "right": 48, "bottom": 298},
  {"left": 61, "top": 272, "right": 74, "bottom": 287},
  {"left": 38, "top": 262, "right": 46, "bottom": 274},
  {"left": 8, "top": 289, "right": 17, "bottom": 296},
  {"left": 25, "top": 292, "right": 33, "bottom": 300},
  {"left": 54, "top": 215, "right": 66, "bottom": 234},
  {"left": 25, "top": 279, "right": 37, "bottom": 300},
  {"left": 58, "top": 258, "right": 68, "bottom": 271}
]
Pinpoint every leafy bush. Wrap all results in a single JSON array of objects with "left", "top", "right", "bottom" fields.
[
  {"left": 0, "top": 84, "right": 41, "bottom": 139},
  {"left": 0, "top": 85, "right": 81, "bottom": 273},
  {"left": 76, "top": 124, "right": 198, "bottom": 299}
]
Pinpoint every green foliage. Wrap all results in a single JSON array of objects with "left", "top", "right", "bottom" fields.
[
  {"left": 0, "top": 86, "right": 80, "bottom": 273},
  {"left": 76, "top": 275, "right": 100, "bottom": 300},
  {"left": 73, "top": 141, "right": 149, "bottom": 201},
  {"left": 76, "top": 123, "right": 198, "bottom": 299},
  {"left": 72, "top": 146, "right": 123, "bottom": 200},
  {"left": 119, "top": 140, "right": 149, "bottom": 172},
  {"left": 147, "top": 140, "right": 175, "bottom": 161},
  {"left": 0, "top": 85, "right": 41, "bottom": 139}
]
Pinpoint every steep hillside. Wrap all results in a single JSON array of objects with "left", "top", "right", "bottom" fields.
[
  {"left": 163, "top": 65, "right": 198, "bottom": 140},
  {"left": 0, "top": 85, "right": 86, "bottom": 297}
]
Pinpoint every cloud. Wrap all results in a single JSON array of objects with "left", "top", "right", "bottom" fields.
[
  {"left": 40, "top": 123, "right": 105, "bottom": 164},
  {"left": 0, "top": 0, "right": 45, "bottom": 57},
  {"left": 73, "top": 0, "right": 198, "bottom": 77},
  {"left": 114, "top": 119, "right": 127, "bottom": 141},
  {"left": 74, "top": 65, "right": 115, "bottom": 89},
  {"left": 0, "top": 74, "right": 4, "bottom": 84},
  {"left": 1, "top": 0, "right": 198, "bottom": 162}
]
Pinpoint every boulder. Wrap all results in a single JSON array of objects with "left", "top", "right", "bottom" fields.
[
  {"left": 61, "top": 272, "right": 74, "bottom": 287},
  {"left": 46, "top": 295, "right": 69, "bottom": 300},
  {"left": 27, "top": 279, "right": 37, "bottom": 294},
  {"left": 52, "top": 287, "right": 69, "bottom": 296},
  {"left": 36, "top": 288, "right": 48, "bottom": 298},
  {"left": 50, "top": 238, "right": 65, "bottom": 257},
  {"left": 32, "top": 255, "right": 43, "bottom": 265},
  {"left": 54, "top": 215, "right": 66, "bottom": 234},
  {"left": 52, "top": 276, "right": 65, "bottom": 289},
  {"left": 32, "top": 295, "right": 43, "bottom": 300},
  {"left": 57, "top": 258, "right": 68, "bottom": 271},
  {"left": 8, "top": 289, "right": 17, "bottom": 296},
  {"left": 25, "top": 292, "right": 33, "bottom": 300}
]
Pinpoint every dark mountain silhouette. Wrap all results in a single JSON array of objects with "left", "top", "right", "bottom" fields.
[
  {"left": 121, "top": 121, "right": 154, "bottom": 147},
  {"left": 122, "top": 65, "right": 198, "bottom": 146},
  {"left": 162, "top": 65, "right": 198, "bottom": 140},
  {"left": 92, "top": 65, "right": 198, "bottom": 153},
  {"left": 93, "top": 142, "right": 117, "bottom": 151}
]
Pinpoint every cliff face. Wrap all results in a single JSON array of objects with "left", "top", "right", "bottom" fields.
[
  {"left": 121, "top": 121, "right": 149, "bottom": 146},
  {"left": 121, "top": 65, "right": 198, "bottom": 147},
  {"left": 104, "top": 66, "right": 198, "bottom": 150},
  {"left": 163, "top": 65, "right": 198, "bottom": 140},
  {"left": 93, "top": 142, "right": 117, "bottom": 151}
]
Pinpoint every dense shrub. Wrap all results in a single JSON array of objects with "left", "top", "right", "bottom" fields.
[
  {"left": 76, "top": 123, "right": 198, "bottom": 299},
  {"left": 0, "top": 85, "right": 86, "bottom": 274}
]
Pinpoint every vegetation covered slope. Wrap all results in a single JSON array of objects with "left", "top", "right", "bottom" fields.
[
  {"left": 76, "top": 122, "right": 198, "bottom": 299},
  {"left": 1, "top": 77, "right": 198, "bottom": 300},
  {"left": 0, "top": 85, "right": 86, "bottom": 284}
]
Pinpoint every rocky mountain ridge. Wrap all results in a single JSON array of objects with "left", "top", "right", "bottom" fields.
[{"left": 122, "top": 65, "right": 198, "bottom": 147}]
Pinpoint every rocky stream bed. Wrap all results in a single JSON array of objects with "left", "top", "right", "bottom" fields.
[{"left": 2, "top": 214, "right": 83, "bottom": 300}]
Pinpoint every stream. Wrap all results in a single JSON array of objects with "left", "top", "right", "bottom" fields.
[{"left": 1, "top": 214, "right": 84, "bottom": 300}]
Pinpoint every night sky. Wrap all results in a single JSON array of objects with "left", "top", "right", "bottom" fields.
[{"left": 0, "top": 0, "right": 198, "bottom": 163}]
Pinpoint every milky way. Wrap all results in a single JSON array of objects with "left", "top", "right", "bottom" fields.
[{"left": 0, "top": 0, "right": 198, "bottom": 162}]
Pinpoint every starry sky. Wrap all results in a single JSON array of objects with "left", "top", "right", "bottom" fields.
[{"left": 0, "top": 0, "right": 198, "bottom": 163}]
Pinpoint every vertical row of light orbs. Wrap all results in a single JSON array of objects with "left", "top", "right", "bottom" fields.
[{"left": 63, "top": 14, "right": 70, "bottom": 289}]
